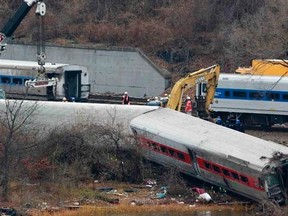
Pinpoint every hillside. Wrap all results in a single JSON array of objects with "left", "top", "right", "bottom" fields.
[{"left": 0, "top": 0, "right": 287, "bottom": 75}]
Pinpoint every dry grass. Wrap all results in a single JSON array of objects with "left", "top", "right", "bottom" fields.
[{"left": 30, "top": 203, "right": 248, "bottom": 216}]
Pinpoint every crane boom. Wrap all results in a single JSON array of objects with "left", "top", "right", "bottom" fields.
[
  {"left": 166, "top": 64, "right": 220, "bottom": 117},
  {"left": 0, "top": 1, "right": 56, "bottom": 89},
  {"left": 0, "top": 0, "right": 41, "bottom": 53}
]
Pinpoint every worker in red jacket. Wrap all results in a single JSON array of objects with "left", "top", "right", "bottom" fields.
[{"left": 185, "top": 96, "right": 192, "bottom": 115}]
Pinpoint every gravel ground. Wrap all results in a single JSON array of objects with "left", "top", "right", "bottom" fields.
[{"left": 245, "top": 125, "right": 288, "bottom": 146}]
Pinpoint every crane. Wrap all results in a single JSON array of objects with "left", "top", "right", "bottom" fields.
[
  {"left": 0, "top": 1, "right": 57, "bottom": 88},
  {"left": 0, "top": 0, "right": 43, "bottom": 53}
]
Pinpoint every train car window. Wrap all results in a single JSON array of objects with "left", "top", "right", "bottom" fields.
[
  {"left": 266, "top": 92, "right": 280, "bottom": 101},
  {"left": 240, "top": 175, "right": 249, "bottom": 184},
  {"left": 12, "top": 78, "right": 23, "bottom": 85},
  {"left": 283, "top": 94, "right": 288, "bottom": 101},
  {"left": 249, "top": 92, "right": 262, "bottom": 100},
  {"left": 132, "top": 129, "right": 137, "bottom": 136},
  {"left": 271, "top": 93, "right": 280, "bottom": 100},
  {"left": 224, "top": 91, "right": 230, "bottom": 97},
  {"left": 169, "top": 149, "right": 177, "bottom": 158},
  {"left": 231, "top": 172, "right": 239, "bottom": 180},
  {"left": 160, "top": 146, "right": 167, "bottom": 153},
  {"left": 222, "top": 168, "right": 230, "bottom": 176},
  {"left": 1, "top": 76, "right": 11, "bottom": 84},
  {"left": 233, "top": 91, "right": 246, "bottom": 98},
  {"left": 212, "top": 165, "right": 221, "bottom": 173},
  {"left": 177, "top": 152, "right": 185, "bottom": 161},
  {"left": 204, "top": 162, "right": 211, "bottom": 169},
  {"left": 151, "top": 143, "right": 158, "bottom": 151},
  {"left": 145, "top": 140, "right": 151, "bottom": 147}
]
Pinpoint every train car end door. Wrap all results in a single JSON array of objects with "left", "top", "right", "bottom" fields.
[
  {"left": 188, "top": 149, "right": 200, "bottom": 175},
  {"left": 64, "top": 70, "right": 81, "bottom": 101}
]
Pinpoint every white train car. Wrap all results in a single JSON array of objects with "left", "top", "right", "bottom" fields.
[
  {"left": 0, "top": 59, "right": 90, "bottom": 101},
  {"left": 0, "top": 99, "right": 159, "bottom": 134},
  {"left": 130, "top": 108, "right": 288, "bottom": 204},
  {"left": 197, "top": 74, "right": 288, "bottom": 126}
]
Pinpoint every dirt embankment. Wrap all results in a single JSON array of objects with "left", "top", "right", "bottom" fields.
[{"left": 245, "top": 125, "right": 288, "bottom": 146}]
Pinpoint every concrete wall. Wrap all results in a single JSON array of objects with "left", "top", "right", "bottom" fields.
[{"left": 0, "top": 43, "right": 171, "bottom": 98}]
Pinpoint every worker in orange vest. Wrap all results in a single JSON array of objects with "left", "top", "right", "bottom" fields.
[{"left": 185, "top": 96, "right": 192, "bottom": 115}]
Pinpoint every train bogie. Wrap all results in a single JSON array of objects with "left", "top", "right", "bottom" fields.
[{"left": 130, "top": 108, "right": 288, "bottom": 204}]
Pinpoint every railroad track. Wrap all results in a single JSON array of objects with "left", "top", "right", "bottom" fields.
[{"left": 88, "top": 94, "right": 148, "bottom": 105}]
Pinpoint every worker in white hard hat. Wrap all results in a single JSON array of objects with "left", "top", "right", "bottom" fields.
[
  {"left": 161, "top": 93, "right": 169, "bottom": 107},
  {"left": 122, "top": 91, "right": 130, "bottom": 105},
  {"left": 185, "top": 96, "right": 192, "bottom": 115}
]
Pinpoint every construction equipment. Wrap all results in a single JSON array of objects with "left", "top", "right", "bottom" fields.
[
  {"left": 166, "top": 64, "right": 220, "bottom": 118},
  {"left": 0, "top": 0, "right": 42, "bottom": 53},
  {"left": 0, "top": 1, "right": 57, "bottom": 89},
  {"left": 236, "top": 59, "right": 288, "bottom": 76}
]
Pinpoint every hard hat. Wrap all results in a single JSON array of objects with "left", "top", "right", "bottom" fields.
[
  {"left": 124, "top": 91, "right": 128, "bottom": 95},
  {"left": 187, "top": 96, "right": 191, "bottom": 100},
  {"left": 155, "top": 96, "right": 159, "bottom": 100}
]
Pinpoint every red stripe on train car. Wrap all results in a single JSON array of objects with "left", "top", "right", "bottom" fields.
[
  {"left": 137, "top": 135, "right": 264, "bottom": 192},
  {"left": 197, "top": 157, "right": 264, "bottom": 191}
]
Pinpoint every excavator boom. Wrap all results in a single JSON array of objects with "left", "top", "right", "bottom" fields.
[{"left": 167, "top": 64, "right": 220, "bottom": 117}]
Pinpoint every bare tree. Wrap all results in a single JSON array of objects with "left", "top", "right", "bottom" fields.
[
  {"left": 0, "top": 99, "right": 39, "bottom": 201},
  {"left": 219, "top": 0, "right": 288, "bottom": 70}
]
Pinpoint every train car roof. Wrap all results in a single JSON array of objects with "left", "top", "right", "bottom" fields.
[
  {"left": 0, "top": 59, "right": 68, "bottom": 71},
  {"left": 219, "top": 73, "right": 288, "bottom": 83},
  {"left": 0, "top": 100, "right": 159, "bottom": 135},
  {"left": 130, "top": 108, "right": 288, "bottom": 170}
]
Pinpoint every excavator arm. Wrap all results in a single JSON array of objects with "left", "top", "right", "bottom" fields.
[
  {"left": 167, "top": 64, "right": 220, "bottom": 117},
  {"left": 0, "top": 0, "right": 42, "bottom": 53}
]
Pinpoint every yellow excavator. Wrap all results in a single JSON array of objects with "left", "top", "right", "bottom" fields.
[
  {"left": 166, "top": 64, "right": 220, "bottom": 118},
  {"left": 236, "top": 59, "right": 288, "bottom": 76}
]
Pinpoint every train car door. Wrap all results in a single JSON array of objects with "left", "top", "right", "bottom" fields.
[
  {"left": 64, "top": 70, "right": 81, "bottom": 100},
  {"left": 188, "top": 149, "right": 200, "bottom": 175}
]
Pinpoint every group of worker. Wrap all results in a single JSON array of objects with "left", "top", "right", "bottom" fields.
[
  {"left": 215, "top": 115, "right": 245, "bottom": 132},
  {"left": 62, "top": 97, "right": 76, "bottom": 102},
  {"left": 145, "top": 94, "right": 169, "bottom": 107},
  {"left": 122, "top": 92, "right": 194, "bottom": 116}
]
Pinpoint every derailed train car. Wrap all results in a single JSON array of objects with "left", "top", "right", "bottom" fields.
[
  {"left": 0, "top": 59, "right": 90, "bottom": 101},
  {"left": 130, "top": 108, "right": 288, "bottom": 204},
  {"left": 0, "top": 99, "right": 159, "bottom": 135}
]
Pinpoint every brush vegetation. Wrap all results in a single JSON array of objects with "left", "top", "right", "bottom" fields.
[{"left": 0, "top": 0, "right": 287, "bottom": 73}]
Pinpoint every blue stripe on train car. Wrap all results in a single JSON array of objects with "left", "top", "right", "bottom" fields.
[
  {"left": 0, "top": 75, "right": 34, "bottom": 86},
  {"left": 215, "top": 88, "right": 288, "bottom": 102}
]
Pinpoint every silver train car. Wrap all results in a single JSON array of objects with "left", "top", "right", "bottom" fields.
[
  {"left": 198, "top": 74, "right": 288, "bottom": 126},
  {"left": 0, "top": 99, "right": 159, "bottom": 135},
  {"left": 130, "top": 108, "right": 288, "bottom": 204},
  {"left": 0, "top": 59, "right": 90, "bottom": 101}
]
